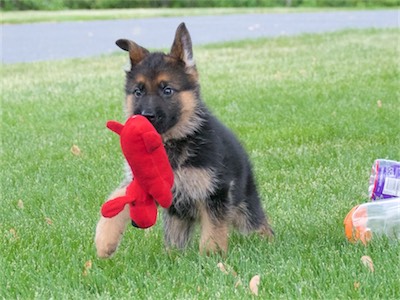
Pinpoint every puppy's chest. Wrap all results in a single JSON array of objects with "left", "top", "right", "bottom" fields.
[
  {"left": 165, "top": 140, "right": 217, "bottom": 202},
  {"left": 172, "top": 166, "right": 217, "bottom": 203},
  {"left": 164, "top": 140, "right": 192, "bottom": 169}
]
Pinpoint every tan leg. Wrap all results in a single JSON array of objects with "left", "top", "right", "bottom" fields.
[
  {"left": 95, "top": 187, "right": 130, "bottom": 258},
  {"left": 199, "top": 207, "right": 229, "bottom": 255}
]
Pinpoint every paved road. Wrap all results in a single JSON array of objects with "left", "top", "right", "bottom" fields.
[{"left": 1, "top": 10, "right": 398, "bottom": 64}]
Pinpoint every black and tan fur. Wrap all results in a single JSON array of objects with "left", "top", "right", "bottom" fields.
[{"left": 95, "top": 23, "right": 273, "bottom": 257}]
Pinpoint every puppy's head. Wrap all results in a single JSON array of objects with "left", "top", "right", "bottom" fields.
[{"left": 116, "top": 23, "right": 203, "bottom": 141}]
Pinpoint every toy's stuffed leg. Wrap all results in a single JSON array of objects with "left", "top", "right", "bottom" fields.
[{"left": 95, "top": 187, "right": 130, "bottom": 258}]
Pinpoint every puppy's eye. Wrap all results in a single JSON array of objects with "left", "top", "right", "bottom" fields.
[
  {"left": 133, "top": 88, "right": 143, "bottom": 98},
  {"left": 163, "top": 87, "right": 173, "bottom": 96}
]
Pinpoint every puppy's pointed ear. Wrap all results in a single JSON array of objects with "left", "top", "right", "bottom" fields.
[
  {"left": 116, "top": 39, "right": 149, "bottom": 67},
  {"left": 170, "top": 23, "right": 195, "bottom": 68}
]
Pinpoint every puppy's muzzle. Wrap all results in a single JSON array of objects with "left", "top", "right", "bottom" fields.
[{"left": 140, "top": 110, "right": 156, "bottom": 123}]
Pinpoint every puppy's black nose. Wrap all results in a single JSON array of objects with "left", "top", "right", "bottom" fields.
[{"left": 140, "top": 111, "right": 156, "bottom": 123}]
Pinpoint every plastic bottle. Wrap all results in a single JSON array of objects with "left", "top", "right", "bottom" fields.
[
  {"left": 369, "top": 159, "right": 400, "bottom": 200},
  {"left": 344, "top": 198, "right": 400, "bottom": 245}
]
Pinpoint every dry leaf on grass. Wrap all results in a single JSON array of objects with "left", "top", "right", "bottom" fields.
[
  {"left": 234, "top": 278, "right": 242, "bottom": 288},
  {"left": 71, "top": 144, "right": 82, "bottom": 156},
  {"left": 82, "top": 260, "right": 92, "bottom": 276},
  {"left": 361, "top": 255, "right": 374, "bottom": 272},
  {"left": 249, "top": 275, "right": 260, "bottom": 296},
  {"left": 217, "top": 263, "right": 242, "bottom": 289},
  {"left": 17, "top": 199, "right": 24, "bottom": 209},
  {"left": 217, "top": 262, "right": 229, "bottom": 274},
  {"left": 45, "top": 217, "right": 53, "bottom": 225},
  {"left": 354, "top": 282, "right": 361, "bottom": 290},
  {"left": 85, "top": 260, "right": 92, "bottom": 269},
  {"left": 9, "top": 228, "right": 18, "bottom": 240},
  {"left": 377, "top": 100, "right": 382, "bottom": 108},
  {"left": 217, "top": 262, "right": 237, "bottom": 276}
]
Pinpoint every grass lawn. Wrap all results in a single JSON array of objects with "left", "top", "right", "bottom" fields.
[
  {"left": 1, "top": 28, "right": 399, "bottom": 299},
  {"left": 0, "top": 7, "right": 367, "bottom": 24}
]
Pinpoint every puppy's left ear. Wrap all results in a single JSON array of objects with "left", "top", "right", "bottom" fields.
[
  {"left": 170, "top": 22, "right": 195, "bottom": 68},
  {"left": 116, "top": 39, "right": 149, "bottom": 67}
]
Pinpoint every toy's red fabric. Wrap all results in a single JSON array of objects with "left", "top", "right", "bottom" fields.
[{"left": 101, "top": 115, "right": 174, "bottom": 228}]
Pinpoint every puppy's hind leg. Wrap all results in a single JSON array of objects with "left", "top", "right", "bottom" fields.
[
  {"left": 255, "top": 219, "right": 275, "bottom": 239},
  {"left": 95, "top": 187, "right": 131, "bottom": 258},
  {"left": 232, "top": 193, "right": 274, "bottom": 239}
]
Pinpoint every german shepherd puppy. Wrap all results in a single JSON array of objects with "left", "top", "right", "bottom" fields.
[{"left": 95, "top": 23, "right": 273, "bottom": 257}]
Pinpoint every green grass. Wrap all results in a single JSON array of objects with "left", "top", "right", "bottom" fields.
[
  {"left": 1, "top": 28, "right": 400, "bottom": 299},
  {"left": 0, "top": 7, "right": 370, "bottom": 24}
]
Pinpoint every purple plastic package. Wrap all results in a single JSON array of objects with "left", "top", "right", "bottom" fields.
[{"left": 369, "top": 159, "right": 400, "bottom": 200}]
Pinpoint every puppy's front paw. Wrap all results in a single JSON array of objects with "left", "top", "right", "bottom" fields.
[
  {"left": 95, "top": 216, "right": 125, "bottom": 258},
  {"left": 95, "top": 239, "right": 118, "bottom": 258}
]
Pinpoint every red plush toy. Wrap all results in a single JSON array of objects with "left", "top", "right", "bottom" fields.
[{"left": 101, "top": 115, "right": 174, "bottom": 229}]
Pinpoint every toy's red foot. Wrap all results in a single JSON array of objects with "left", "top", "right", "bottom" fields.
[{"left": 101, "top": 196, "right": 130, "bottom": 218}]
